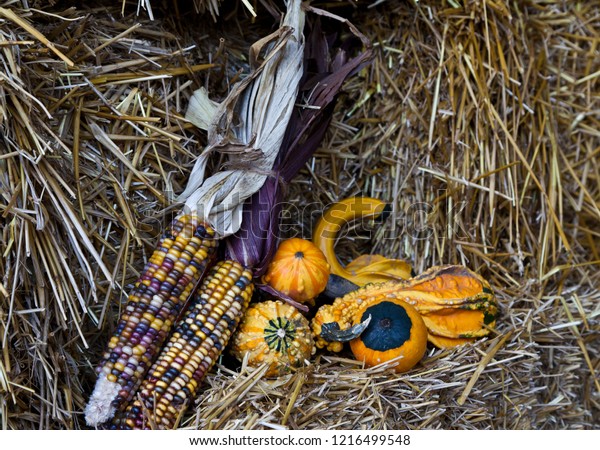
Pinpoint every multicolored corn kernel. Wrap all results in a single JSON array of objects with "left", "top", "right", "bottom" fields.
[
  {"left": 111, "top": 260, "right": 254, "bottom": 430},
  {"left": 85, "top": 215, "right": 218, "bottom": 427}
]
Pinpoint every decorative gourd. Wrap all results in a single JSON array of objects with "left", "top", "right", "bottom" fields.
[
  {"left": 230, "top": 300, "right": 315, "bottom": 377},
  {"left": 263, "top": 238, "right": 330, "bottom": 303},
  {"left": 312, "top": 197, "right": 413, "bottom": 286},
  {"left": 349, "top": 298, "right": 428, "bottom": 372},
  {"left": 344, "top": 254, "right": 413, "bottom": 286},
  {"left": 312, "top": 265, "right": 497, "bottom": 351}
]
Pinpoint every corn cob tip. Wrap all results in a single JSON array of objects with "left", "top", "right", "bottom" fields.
[{"left": 84, "top": 373, "right": 121, "bottom": 427}]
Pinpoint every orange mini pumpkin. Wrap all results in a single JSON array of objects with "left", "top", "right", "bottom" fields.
[{"left": 263, "top": 238, "right": 330, "bottom": 303}]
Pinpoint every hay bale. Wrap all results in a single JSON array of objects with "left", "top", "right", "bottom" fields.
[{"left": 0, "top": 0, "right": 597, "bottom": 429}]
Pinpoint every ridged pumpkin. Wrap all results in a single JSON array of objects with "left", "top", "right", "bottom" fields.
[
  {"left": 230, "top": 300, "right": 315, "bottom": 377},
  {"left": 263, "top": 238, "right": 330, "bottom": 303}
]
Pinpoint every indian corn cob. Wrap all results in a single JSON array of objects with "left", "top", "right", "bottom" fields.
[
  {"left": 111, "top": 260, "right": 254, "bottom": 429},
  {"left": 85, "top": 215, "right": 218, "bottom": 426}
]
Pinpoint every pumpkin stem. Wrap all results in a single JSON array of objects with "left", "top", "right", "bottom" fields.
[
  {"left": 320, "top": 314, "right": 372, "bottom": 343},
  {"left": 294, "top": 251, "right": 304, "bottom": 259},
  {"left": 379, "top": 317, "right": 392, "bottom": 329}
]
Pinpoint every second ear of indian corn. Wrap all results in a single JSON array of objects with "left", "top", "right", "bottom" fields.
[
  {"left": 110, "top": 260, "right": 254, "bottom": 429},
  {"left": 85, "top": 214, "right": 218, "bottom": 427}
]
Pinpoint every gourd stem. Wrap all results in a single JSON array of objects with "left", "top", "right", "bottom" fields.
[{"left": 320, "top": 314, "right": 372, "bottom": 342}]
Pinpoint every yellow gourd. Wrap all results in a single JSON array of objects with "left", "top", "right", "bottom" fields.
[
  {"left": 230, "top": 301, "right": 315, "bottom": 377},
  {"left": 312, "top": 197, "right": 413, "bottom": 286}
]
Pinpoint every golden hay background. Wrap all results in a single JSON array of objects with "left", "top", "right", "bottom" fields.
[{"left": 0, "top": 0, "right": 598, "bottom": 429}]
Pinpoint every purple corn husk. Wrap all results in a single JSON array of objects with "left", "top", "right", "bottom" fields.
[{"left": 226, "top": 15, "right": 373, "bottom": 286}]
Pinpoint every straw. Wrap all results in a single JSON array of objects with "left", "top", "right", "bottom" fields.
[{"left": 0, "top": 0, "right": 597, "bottom": 429}]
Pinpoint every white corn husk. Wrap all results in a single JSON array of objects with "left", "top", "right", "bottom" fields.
[{"left": 181, "top": 0, "right": 305, "bottom": 237}]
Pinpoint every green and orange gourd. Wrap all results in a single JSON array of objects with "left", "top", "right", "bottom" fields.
[{"left": 230, "top": 300, "right": 315, "bottom": 377}]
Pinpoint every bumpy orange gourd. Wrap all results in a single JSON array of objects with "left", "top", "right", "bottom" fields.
[
  {"left": 264, "top": 238, "right": 330, "bottom": 303},
  {"left": 230, "top": 300, "right": 315, "bottom": 377},
  {"left": 312, "top": 265, "right": 497, "bottom": 350}
]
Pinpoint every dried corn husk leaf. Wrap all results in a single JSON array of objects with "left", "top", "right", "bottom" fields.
[
  {"left": 179, "top": 0, "right": 305, "bottom": 237},
  {"left": 185, "top": 87, "right": 219, "bottom": 132}
]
